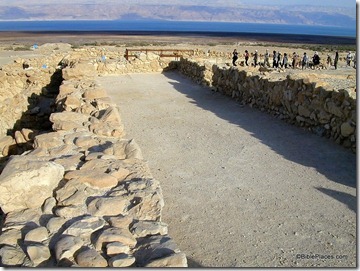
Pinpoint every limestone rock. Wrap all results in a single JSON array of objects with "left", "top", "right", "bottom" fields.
[
  {"left": 46, "top": 217, "right": 68, "bottom": 235},
  {"left": 55, "top": 179, "right": 99, "bottom": 207},
  {"left": 87, "top": 196, "right": 131, "bottom": 217},
  {"left": 82, "top": 87, "right": 108, "bottom": 100},
  {"left": 62, "top": 216, "right": 106, "bottom": 241},
  {"left": 95, "top": 227, "right": 137, "bottom": 250},
  {"left": 75, "top": 248, "right": 108, "bottom": 267},
  {"left": 0, "top": 228, "right": 22, "bottom": 246},
  {"left": 62, "top": 62, "right": 96, "bottom": 81},
  {"left": 64, "top": 169, "right": 119, "bottom": 189},
  {"left": 32, "top": 131, "right": 66, "bottom": 150},
  {"left": 0, "top": 135, "right": 16, "bottom": 156},
  {"left": 54, "top": 205, "right": 88, "bottom": 218},
  {"left": 41, "top": 197, "right": 57, "bottom": 214},
  {"left": 145, "top": 252, "right": 188, "bottom": 267},
  {"left": 134, "top": 235, "right": 180, "bottom": 266},
  {"left": 98, "top": 106, "right": 122, "bottom": 124},
  {"left": 103, "top": 139, "right": 143, "bottom": 160},
  {"left": 108, "top": 215, "right": 133, "bottom": 228},
  {"left": 340, "top": 121, "right": 355, "bottom": 137},
  {"left": 50, "top": 111, "right": 90, "bottom": 131},
  {"left": 108, "top": 253, "right": 136, "bottom": 267},
  {"left": 26, "top": 244, "right": 51, "bottom": 266},
  {"left": 0, "top": 245, "right": 27, "bottom": 266},
  {"left": 14, "top": 130, "right": 27, "bottom": 144},
  {"left": 130, "top": 221, "right": 168, "bottom": 238},
  {"left": 55, "top": 235, "right": 84, "bottom": 261},
  {"left": 52, "top": 153, "right": 84, "bottom": 171},
  {"left": 24, "top": 227, "right": 49, "bottom": 243},
  {"left": 106, "top": 242, "right": 131, "bottom": 256},
  {"left": 2, "top": 208, "right": 42, "bottom": 231},
  {"left": 0, "top": 156, "right": 65, "bottom": 213}
]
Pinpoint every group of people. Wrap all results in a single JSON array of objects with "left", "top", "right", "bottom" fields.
[{"left": 232, "top": 49, "right": 356, "bottom": 70}]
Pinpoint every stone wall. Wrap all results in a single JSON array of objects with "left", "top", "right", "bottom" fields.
[
  {"left": 178, "top": 58, "right": 356, "bottom": 152},
  {"left": 0, "top": 55, "right": 187, "bottom": 267},
  {"left": 0, "top": 46, "right": 356, "bottom": 266}
]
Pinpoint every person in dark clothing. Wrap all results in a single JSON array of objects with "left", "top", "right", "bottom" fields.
[
  {"left": 312, "top": 51, "right": 320, "bottom": 69},
  {"left": 232, "top": 49, "right": 238, "bottom": 66},
  {"left": 334, "top": 51, "right": 339, "bottom": 70},
  {"left": 244, "top": 50, "right": 249, "bottom": 66},
  {"left": 253, "top": 50, "right": 259, "bottom": 67},
  {"left": 283, "top": 53, "right": 288, "bottom": 68},
  {"left": 273, "top": 50, "right": 278, "bottom": 68}
]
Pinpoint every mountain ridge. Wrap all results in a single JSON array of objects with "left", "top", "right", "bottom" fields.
[{"left": 0, "top": 3, "right": 355, "bottom": 28}]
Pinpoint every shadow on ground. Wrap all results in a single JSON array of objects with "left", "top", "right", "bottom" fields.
[
  {"left": 316, "top": 187, "right": 357, "bottom": 212},
  {"left": 162, "top": 71, "right": 356, "bottom": 189}
]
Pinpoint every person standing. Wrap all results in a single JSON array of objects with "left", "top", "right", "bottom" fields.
[
  {"left": 232, "top": 49, "right": 238, "bottom": 66},
  {"left": 264, "top": 49, "right": 270, "bottom": 67},
  {"left": 253, "top": 50, "right": 259, "bottom": 67},
  {"left": 244, "top": 50, "right": 249, "bottom": 66},
  {"left": 334, "top": 51, "right": 339, "bottom": 70},
  {"left": 346, "top": 51, "right": 352, "bottom": 66},
  {"left": 326, "top": 54, "right": 333, "bottom": 69},
  {"left": 278, "top": 52, "right": 282, "bottom": 68},
  {"left": 312, "top": 51, "right": 320, "bottom": 69},
  {"left": 353, "top": 52, "right": 356, "bottom": 68},
  {"left": 292, "top": 52, "right": 297, "bottom": 69},
  {"left": 302, "top": 52, "right": 308, "bottom": 70},
  {"left": 273, "top": 50, "right": 278, "bottom": 68},
  {"left": 283, "top": 53, "right": 288, "bottom": 68}
]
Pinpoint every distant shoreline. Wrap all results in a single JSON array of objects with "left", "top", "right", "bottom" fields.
[{"left": 0, "top": 31, "right": 356, "bottom": 46}]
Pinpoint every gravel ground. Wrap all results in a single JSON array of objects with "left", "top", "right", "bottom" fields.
[{"left": 97, "top": 72, "right": 356, "bottom": 268}]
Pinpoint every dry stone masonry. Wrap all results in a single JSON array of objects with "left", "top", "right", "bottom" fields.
[
  {"left": 0, "top": 44, "right": 356, "bottom": 267},
  {"left": 0, "top": 49, "right": 186, "bottom": 267},
  {"left": 178, "top": 58, "right": 356, "bottom": 152}
]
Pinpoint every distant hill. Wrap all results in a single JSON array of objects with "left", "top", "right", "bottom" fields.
[{"left": 0, "top": 2, "right": 355, "bottom": 28}]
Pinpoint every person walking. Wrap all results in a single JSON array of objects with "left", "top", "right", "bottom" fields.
[
  {"left": 346, "top": 51, "right": 352, "bottom": 66},
  {"left": 334, "top": 51, "right": 339, "bottom": 70},
  {"left": 326, "top": 54, "right": 333, "bottom": 69},
  {"left": 264, "top": 49, "right": 270, "bottom": 67},
  {"left": 232, "top": 49, "right": 238, "bottom": 66},
  {"left": 312, "top": 51, "right": 320, "bottom": 69},
  {"left": 292, "top": 52, "right": 297, "bottom": 69},
  {"left": 244, "top": 50, "right": 249, "bottom": 66},
  {"left": 273, "top": 50, "right": 278, "bottom": 68},
  {"left": 283, "top": 53, "right": 288, "bottom": 68},
  {"left": 253, "top": 50, "right": 259, "bottom": 67},
  {"left": 302, "top": 52, "right": 309, "bottom": 70},
  {"left": 278, "top": 52, "right": 282, "bottom": 68}
]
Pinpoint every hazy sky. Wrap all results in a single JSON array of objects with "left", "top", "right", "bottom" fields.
[
  {"left": 0, "top": 0, "right": 356, "bottom": 8},
  {"left": 244, "top": 0, "right": 355, "bottom": 8}
]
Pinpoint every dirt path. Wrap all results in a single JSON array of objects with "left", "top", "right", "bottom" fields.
[{"left": 97, "top": 72, "right": 356, "bottom": 268}]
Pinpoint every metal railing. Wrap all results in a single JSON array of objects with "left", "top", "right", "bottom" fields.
[{"left": 124, "top": 49, "right": 195, "bottom": 60}]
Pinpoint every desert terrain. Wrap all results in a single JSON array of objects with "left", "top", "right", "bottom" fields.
[{"left": 0, "top": 32, "right": 356, "bottom": 268}]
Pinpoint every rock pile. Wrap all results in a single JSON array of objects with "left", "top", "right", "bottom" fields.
[
  {"left": 0, "top": 59, "right": 187, "bottom": 267},
  {"left": 178, "top": 58, "right": 356, "bottom": 152}
]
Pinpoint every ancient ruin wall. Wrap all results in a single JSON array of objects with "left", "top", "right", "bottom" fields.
[
  {"left": 177, "top": 58, "right": 356, "bottom": 152},
  {"left": 0, "top": 47, "right": 356, "bottom": 266},
  {"left": 0, "top": 53, "right": 186, "bottom": 267}
]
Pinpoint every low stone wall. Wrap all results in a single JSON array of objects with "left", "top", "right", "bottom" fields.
[
  {"left": 0, "top": 46, "right": 356, "bottom": 267},
  {"left": 0, "top": 59, "right": 187, "bottom": 267},
  {"left": 178, "top": 58, "right": 356, "bottom": 152}
]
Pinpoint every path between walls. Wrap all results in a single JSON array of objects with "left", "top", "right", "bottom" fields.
[{"left": 97, "top": 71, "right": 356, "bottom": 268}]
